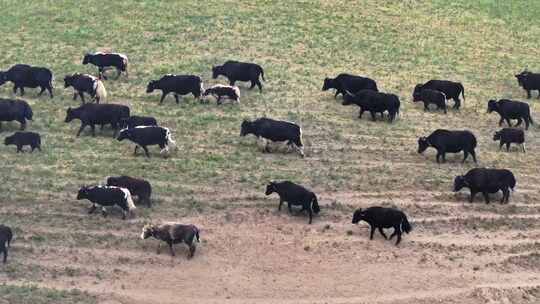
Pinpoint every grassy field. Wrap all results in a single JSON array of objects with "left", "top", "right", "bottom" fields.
[{"left": 1, "top": 1, "right": 540, "bottom": 303}]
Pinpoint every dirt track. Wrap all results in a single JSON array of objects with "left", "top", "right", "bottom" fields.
[{"left": 5, "top": 188, "right": 540, "bottom": 304}]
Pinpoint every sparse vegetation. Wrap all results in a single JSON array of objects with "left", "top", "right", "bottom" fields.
[{"left": 1, "top": 1, "right": 540, "bottom": 303}]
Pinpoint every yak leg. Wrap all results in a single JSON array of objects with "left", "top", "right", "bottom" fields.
[
  {"left": 501, "top": 188, "right": 509, "bottom": 204},
  {"left": 506, "top": 143, "right": 511, "bottom": 152},
  {"left": 526, "top": 89, "right": 531, "bottom": 99},
  {"left": 168, "top": 242, "right": 175, "bottom": 256},
  {"left": 470, "top": 150, "right": 477, "bottom": 163},
  {"left": 38, "top": 87, "right": 46, "bottom": 96},
  {"left": 159, "top": 92, "right": 168, "bottom": 104},
  {"left": 369, "top": 225, "right": 375, "bottom": 240},
  {"left": 156, "top": 243, "right": 161, "bottom": 254},
  {"left": 307, "top": 208, "right": 313, "bottom": 224},
  {"left": 498, "top": 117, "right": 504, "bottom": 126},
  {"left": 482, "top": 192, "right": 490, "bottom": 204},
  {"left": 88, "top": 204, "right": 97, "bottom": 214},
  {"left": 278, "top": 199, "right": 284, "bottom": 211},
  {"left": 174, "top": 94, "right": 180, "bottom": 104},
  {"left": 522, "top": 143, "right": 526, "bottom": 153},
  {"left": 469, "top": 191, "right": 477, "bottom": 203},
  {"left": 394, "top": 226, "right": 402, "bottom": 245},
  {"left": 142, "top": 146, "right": 151, "bottom": 158},
  {"left": 76, "top": 123, "right": 86, "bottom": 137},
  {"left": 462, "top": 151, "right": 469, "bottom": 163},
  {"left": 378, "top": 227, "right": 388, "bottom": 239}
]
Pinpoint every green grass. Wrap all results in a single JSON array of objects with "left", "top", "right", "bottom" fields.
[
  {"left": 1, "top": 0, "right": 540, "bottom": 299},
  {"left": 0, "top": 284, "right": 96, "bottom": 304}
]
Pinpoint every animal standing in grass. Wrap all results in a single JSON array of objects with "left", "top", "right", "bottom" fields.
[
  {"left": 105, "top": 176, "right": 152, "bottom": 207},
  {"left": 0, "top": 64, "right": 54, "bottom": 98},
  {"left": 82, "top": 52, "right": 129, "bottom": 80},
  {"left": 352, "top": 207, "right": 412, "bottom": 245},
  {"left": 64, "top": 73, "right": 107, "bottom": 104},
  {"left": 322, "top": 73, "right": 378, "bottom": 98},
  {"left": 64, "top": 103, "right": 130, "bottom": 137},
  {"left": 146, "top": 74, "right": 204, "bottom": 104},
  {"left": 413, "top": 80, "right": 464, "bottom": 109},
  {"left": 412, "top": 88, "right": 447, "bottom": 113},
  {"left": 0, "top": 225, "right": 13, "bottom": 264},
  {"left": 0, "top": 99, "right": 33, "bottom": 131},
  {"left": 515, "top": 70, "right": 540, "bottom": 99},
  {"left": 141, "top": 223, "right": 200, "bottom": 259},
  {"left": 493, "top": 128, "right": 525, "bottom": 152},
  {"left": 265, "top": 181, "right": 320, "bottom": 224},
  {"left": 240, "top": 118, "right": 305, "bottom": 157},
  {"left": 202, "top": 84, "right": 240, "bottom": 105},
  {"left": 342, "top": 90, "right": 400, "bottom": 122},
  {"left": 117, "top": 126, "right": 176, "bottom": 158},
  {"left": 487, "top": 99, "right": 534, "bottom": 130},
  {"left": 4, "top": 131, "right": 41, "bottom": 153},
  {"left": 454, "top": 168, "right": 516, "bottom": 204},
  {"left": 76, "top": 185, "right": 136, "bottom": 220},
  {"left": 212, "top": 60, "right": 265, "bottom": 92},
  {"left": 418, "top": 129, "right": 477, "bottom": 163}
]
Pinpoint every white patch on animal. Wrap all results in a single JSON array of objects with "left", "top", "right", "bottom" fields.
[
  {"left": 101, "top": 206, "right": 107, "bottom": 213},
  {"left": 164, "top": 127, "right": 176, "bottom": 149},
  {"left": 93, "top": 51, "right": 105, "bottom": 55},
  {"left": 133, "top": 125, "right": 155, "bottom": 129},
  {"left": 233, "top": 86, "right": 240, "bottom": 103},
  {"left": 95, "top": 80, "right": 107, "bottom": 102},
  {"left": 200, "top": 81, "right": 204, "bottom": 95},
  {"left": 119, "top": 187, "right": 136, "bottom": 211},
  {"left": 141, "top": 225, "right": 150, "bottom": 239}
]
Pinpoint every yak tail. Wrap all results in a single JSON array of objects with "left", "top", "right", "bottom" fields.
[
  {"left": 458, "top": 82, "right": 465, "bottom": 102},
  {"left": 165, "top": 127, "right": 177, "bottom": 149},
  {"left": 401, "top": 215, "right": 412, "bottom": 234},
  {"left": 95, "top": 80, "right": 107, "bottom": 103},
  {"left": 25, "top": 103, "right": 33, "bottom": 120},
  {"left": 120, "top": 188, "right": 136, "bottom": 211},
  {"left": 528, "top": 114, "right": 534, "bottom": 125},
  {"left": 193, "top": 226, "right": 200, "bottom": 242},
  {"left": 259, "top": 66, "right": 265, "bottom": 82},
  {"left": 311, "top": 194, "right": 320, "bottom": 214},
  {"left": 123, "top": 57, "right": 129, "bottom": 77}
]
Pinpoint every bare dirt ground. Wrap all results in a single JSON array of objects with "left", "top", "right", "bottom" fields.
[{"left": 4, "top": 187, "right": 540, "bottom": 304}]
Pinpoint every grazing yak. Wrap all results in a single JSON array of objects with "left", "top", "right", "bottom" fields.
[
  {"left": 4, "top": 132, "right": 41, "bottom": 153},
  {"left": 0, "top": 99, "right": 33, "bottom": 131},
  {"left": 454, "top": 168, "right": 516, "bottom": 204},
  {"left": 265, "top": 181, "right": 320, "bottom": 224},
  {"left": 487, "top": 99, "right": 534, "bottom": 130},
  {"left": 352, "top": 207, "right": 412, "bottom": 245},
  {"left": 76, "top": 185, "right": 136, "bottom": 220},
  {"left": 342, "top": 90, "right": 400, "bottom": 122},
  {"left": 0, "top": 225, "right": 13, "bottom": 264},
  {"left": 240, "top": 118, "right": 304, "bottom": 157},
  {"left": 117, "top": 126, "right": 176, "bottom": 158},
  {"left": 0, "top": 64, "right": 54, "bottom": 98},
  {"left": 82, "top": 52, "right": 129, "bottom": 79},
  {"left": 515, "top": 70, "right": 540, "bottom": 99},
  {"left": 120, "top": 115, "right": 157, "bottom": 129},
  {"left": 322, "top": 73, "right": 378, "bottom": 98},
  {"left": 146, "top": 74, "right": 203, "bottom": 104},
  {"left": 413, "top": 80, "right": 464, "bottom": 109},
  {"left": 202, "top": 84, "right": 240, "bottom": 104},
  {"left": 64, "top": 103, "right": 130, "bottom": 137},
  {"left": 412, "top": 88, "right": 447, "bottom": 113},
  {"left": 141, "top": 223, "right": 200, "bottom": 258},
  {"left": 493, "top": 128, "right": 525, "bottom": 152},
  {"left": 212, "top": 60, "right": 265, "bottom": 92},
  {"left": 64, "top": 73, "right": 107, "bottom": 103},
  {"left": 418, "top": 129, "right": 477, "bottom": 163},
  {"left": 105, "top": 176, "right": 152, "bottom": 207}
]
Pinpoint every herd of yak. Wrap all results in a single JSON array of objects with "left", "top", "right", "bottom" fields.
[{"left": 0, "top": 51, "right": 538, "bottom": 263}]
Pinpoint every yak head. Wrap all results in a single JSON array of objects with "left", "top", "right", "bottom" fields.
[
  {"left": 4, "top": 134, "right": 14, "bottom": 146},
  {"left": 240, "top": 120, "right": 253, "bottom": 137},
  {"left": 64, "top": 74, "right": 76, "bottom": 88},
  {"left": 140, "top": 224, "right": 156, "bottom": 239},
  {"left": 487, "top": 99, "right": 499, "bottom": 113},
  {"left": 64, "top": 107, "right": 76, "bottom": 123},
  {"left": 0, "top": 71, "right": 7, "bottom": 86},
  {"left": 322, "top": 77, "right": 336, "bottom": 91},
  {"left": 352, "top": 208, "right": 366, "bottom": 224},
  {"left": 515, "top": 70, "right": 530, "bottom": 86},
  {"left": 117, "top": 128, "right": 131, "bottom": 141},
  {"left": 413, "top": 84, "right": 423, "bottom": 95},
  {"left": 412, "top": 90, "right": 422, "bottom": 102},
  {"left": 82, "top": 53, "right": 93, "bottom": 65},
  {"left": 265, "top": 182, "right": 277, "bottom": 196},
  {"left": 417, "top": 137, "right": 430, "bottom": 153},
  {"left": 493, "top": 130, "right": 502, "bottom": 141},
  {"left": 211, "top": 65, "right": 222, "bottom": 79},
  {"left": 453, "top": 175, "right": 468, "bottom": 192},
  {"left": 76, "top": 186, "right": 90, "bottom": 200},
  {"left": 146, "top": 80, "right": 158, "bottom": 93}
]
